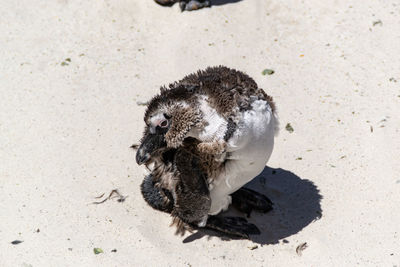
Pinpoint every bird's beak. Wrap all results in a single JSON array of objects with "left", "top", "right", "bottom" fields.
[
  {"left": 135, "top": 147, "right": 150, "bottom": 165},
  {"left": 135, "top": 131, "right": 167, "bottom": 165}
]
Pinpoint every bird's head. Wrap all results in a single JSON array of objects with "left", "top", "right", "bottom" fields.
[
  {"left": 135, "top": 85, "right": 203, "bottom": 165},
  {"left": 135, "top": 112, "right": 171, "bottom": 165}
]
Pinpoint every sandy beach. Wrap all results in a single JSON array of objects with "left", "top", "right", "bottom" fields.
[{"left": 1, "top": 0, "right": 399, "bottom": 266}]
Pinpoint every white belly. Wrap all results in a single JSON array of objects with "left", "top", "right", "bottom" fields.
[{"left": 208, "top": 100, "right": 277, "bottom": 215}]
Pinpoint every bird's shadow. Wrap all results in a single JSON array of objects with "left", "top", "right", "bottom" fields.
[
  {"left": 183, "top": 167, "right": 322, "bottom": 244},
  {"left": 212, "top": 0, "right": 243, "bottom": 6},
  {"left": 155, "top": 0, "right": 243, "bottom": 7}
]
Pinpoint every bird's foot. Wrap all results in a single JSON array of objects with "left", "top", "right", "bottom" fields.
[
  {"left": 231, "top": 188, "right": 273, "bottom": 217},
  {"left": 205, "top": 216, "right": 260, "bottom": 239},
  {"left": 179, "top": 0, "right": 211, "bottom": 11}
]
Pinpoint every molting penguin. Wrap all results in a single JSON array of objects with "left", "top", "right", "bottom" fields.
[
  {"left": 135, "top": 66, "right": 278, "bottom": 237},
  {"left": 154, "top": 0, "right": 211, "bottom": 11}
]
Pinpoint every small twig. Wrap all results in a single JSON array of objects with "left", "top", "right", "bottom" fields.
[
  {"left": 109, "top": 189, "right": 128, "bottom": 202},
  {"left": 296, "top": 242, "right": 308, "bottom": 256},
  {"left": 92, "top": 198, "right": 108, "bottom": 205},
  {"left": 92, "top": 189, "right": 127, "bottom": 204},
  {"left": 108, "top": 189, "right": 119, "bottom": 199},
  {"left": 94, "top": 193, "right": 105, "bottom": 199}
]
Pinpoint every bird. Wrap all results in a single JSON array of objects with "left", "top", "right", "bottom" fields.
[
  {"left": 154, "top": 0, "right": 211, "bottom": 11},
  {"left": 135, "top": 66, "right": 278, "bottom": 237}
]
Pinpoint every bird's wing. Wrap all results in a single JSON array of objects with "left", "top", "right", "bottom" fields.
[{"left": 171, "top": 149, "right": 211, "bottom": 228}]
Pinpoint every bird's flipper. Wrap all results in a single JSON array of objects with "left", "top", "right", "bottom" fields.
[
  {"left": 231, "top": 187, "right": 273, "bottom": 217},
  {"left": 172, "top": 149, "right": 211, "bottom": 226},
  {"left": 141, "top": 174, "right": 174, "bottom": 213},
  {"left": 205, "top": 216, "right": 260, "bottom": 239}
]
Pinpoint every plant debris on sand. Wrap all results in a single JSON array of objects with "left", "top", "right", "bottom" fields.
[{"left": 92, "top": 189, "right": 127, "bottom": 204}]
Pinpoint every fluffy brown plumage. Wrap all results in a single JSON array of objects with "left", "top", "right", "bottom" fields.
[
  {"left": 136, "top": 66, "right": 277, "bottom": 237},
  {"left": 144, "top": 65, "right": 275, "bottom": 149},
  {"left": 142, "top": 138, "right": 217, "bottom": 234}
]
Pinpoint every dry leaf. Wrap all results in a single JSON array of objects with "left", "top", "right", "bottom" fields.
[
  {"left": 248, "top": 245, "right": 258, "bottom": 250},
  {"left": 93, "top": 248, "right": 103, "bottom": 254},
  {"left": 262, "top": 69, "right": 275, "bottom": 75},
  {"left": 296, "top": 242, "right": 308, "bottom": 256}
]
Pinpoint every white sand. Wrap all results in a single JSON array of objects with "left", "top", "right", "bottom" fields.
[{"left": 1, "top": 0, "right": 399, "bottom": 266}]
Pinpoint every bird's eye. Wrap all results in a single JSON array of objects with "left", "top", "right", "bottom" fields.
[{"left": 159, "top": 120, "right": 169, "bottom": 128}]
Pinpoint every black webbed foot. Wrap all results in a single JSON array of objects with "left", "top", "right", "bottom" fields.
[
  {"left": 231, "top": 188, "right": 273, "bottom": 217},
  {"left": 180, "top": 0, "right": 211, "bottom": 11},
  {"left": 205, "top": 216, "right": 260, "bottom": 239}
]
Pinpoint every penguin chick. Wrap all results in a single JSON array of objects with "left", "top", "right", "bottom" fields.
[{"left": 138, "top": 66, "right": 278, "bottom": 216}]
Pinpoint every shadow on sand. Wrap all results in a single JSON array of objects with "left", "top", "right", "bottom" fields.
[
  {"left": 183, "top": 166, "right": 322, "bottom": 244},
  {"left": 155, "top": 0, "right": 243, "bottom": 8},
  {"left": 212, "top": 0, "right": 243, "bottom": 6}
]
